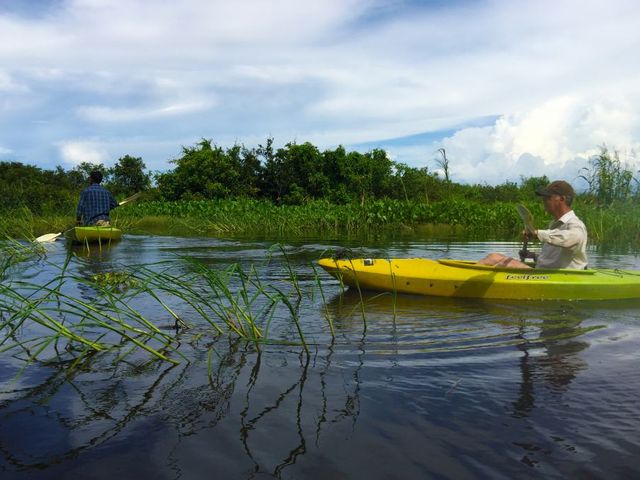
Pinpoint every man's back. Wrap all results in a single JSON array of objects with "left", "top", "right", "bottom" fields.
[{"left": 77, "top": 183, "right": 118, "bottom": 226}]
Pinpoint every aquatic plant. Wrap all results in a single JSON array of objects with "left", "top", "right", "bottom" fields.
[
  {"left": 90, "top": 270, "right": 140, "bottom": 292},
  {"left": 117, "top": 198, "right": 527, "bottom": 238},
  {"left": 4, "top": 191, "right": 640, "bottom": 249},
  {"left": 579, "top": 146, "right": 638, "bottom": 205},
  {"left": 0, "top": 249, "right": 336, "bottom": 368},
  {"left": 114, "top": 196, "right": 640, "bottom": 247},
  {"left": 0, "top": 237, "right": 46, "bottom": 279}
]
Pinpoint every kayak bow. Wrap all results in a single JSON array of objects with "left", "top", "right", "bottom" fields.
[{"left": 318, "top": 258, "right": 640, "bottom": 301}]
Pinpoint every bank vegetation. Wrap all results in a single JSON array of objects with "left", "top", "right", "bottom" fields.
[{"left": 1, "top": 141, "right": 638, "bottom": 245}]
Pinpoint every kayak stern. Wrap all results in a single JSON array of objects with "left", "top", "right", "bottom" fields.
[{"left": 67, "top": 226, "right": 123, "bottom": 244}]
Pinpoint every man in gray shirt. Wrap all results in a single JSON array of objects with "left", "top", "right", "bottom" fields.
[{"left": 479, "top": 180, "right": 588, "bottom": 269}]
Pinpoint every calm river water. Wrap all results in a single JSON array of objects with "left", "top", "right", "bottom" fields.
[{"left": 1, "top": 235, "right": 639, "bottom": 479}]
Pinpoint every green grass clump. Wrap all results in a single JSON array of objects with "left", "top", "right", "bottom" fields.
[
  {"left": 3, "top": 197, "right": 640, "bottom": 249},
  {"left": 116, "top": 198, "right": 526, "bottom": 238},
  {"left": 91, "top": 271, "right": 139, "bottom": 292},
  {"left": 0, "top": 248, "right": 331, "bottom": 368}
]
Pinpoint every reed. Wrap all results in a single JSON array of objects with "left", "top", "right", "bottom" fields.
[
  {"left": 0, "top": 237, "right": 46, "bottom": 278},
  {"left": 268, "top": 244, "right": 303, "bottom": 298},
  {"left": 0, "top": 246, "right": 335, "bottom": 369},
  {"left": 118, "top": 198, "right": 640, "bottom": 248},
  {"left": 6, "top": 197, "right": 640, "bottom": 248},
  {"left": 0, "top": 263, "right": 187, "bottom": 365},
  {"left": 310, "top": 262, "right": 334, "bottom": 337},
  {"left": 579, "top": 202, "right": 640, "bottom": 247},
  {"left": 270, "top": 285, "right": 309, "bottom": 354},
  {"left": 127, "top": 261, "right": 261, "bottom": 341}
]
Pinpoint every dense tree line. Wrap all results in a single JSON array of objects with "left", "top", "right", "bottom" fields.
[
  {"left": 1, "top": 140, "right": 637, "bottom": 215},
  {"left": 0, "top": 155, "right": 150, "bottom": 214},
  {"left": 154, "top": 138, "right": 554, "bottom": 205}
]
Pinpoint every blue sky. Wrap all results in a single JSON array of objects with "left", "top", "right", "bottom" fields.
[{"left": 1, "top": 0, "right": 639, "bottom": 185}]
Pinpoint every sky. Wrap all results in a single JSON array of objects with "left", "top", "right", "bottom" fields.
[{"left": 1, "top": 0, "right": 639, "bottom": 186}]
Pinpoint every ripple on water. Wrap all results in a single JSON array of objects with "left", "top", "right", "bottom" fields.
[{"left": 3, "top": 236, "right": 639, "bottom": 478}]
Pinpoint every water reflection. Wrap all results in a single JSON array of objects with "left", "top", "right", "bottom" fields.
[
  {"left": 511, "top": 309, "right": 592, "bottom": 418},
  {"left": 69, "top": 247, "right": 119, "bottom": 302},
  {"left": 2, "top": 236, "right": 639, "bottom": 478},
  {"left": 239, "top": 354, "right": 311, "bottom": 477},
  {"left": 0, "top": 336, "right": 362, "bottom": 478},
  {"left": 324, "top": 290, "right": 603, "bottom": 420}
]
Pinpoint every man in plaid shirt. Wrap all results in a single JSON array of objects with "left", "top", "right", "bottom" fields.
[{"left": 76, "top": 170, "right": 118, "bottom": 226}]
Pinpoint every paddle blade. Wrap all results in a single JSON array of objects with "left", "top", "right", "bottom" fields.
[
  {"left": 119, "top": 192, "right": 142, "bottom": 206},
  {"left": 35, "top": 232, "right": 62, "bottom": 243},
  {"left": 516, "top": 205, "right": 536, "bottom": 235}
]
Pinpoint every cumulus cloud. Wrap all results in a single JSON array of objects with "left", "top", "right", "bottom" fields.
[
  {"left": 436, "top": 96, "right": 640, "bottom": 184},
  {"left": 0, "top": 0, "right": 368, "bottom": 68},
  {"left": 0, "top": 0, "right": 639, "bottom": 182},
  {"left": 58, "top": 140, "right": 108, "bottom": 166}
]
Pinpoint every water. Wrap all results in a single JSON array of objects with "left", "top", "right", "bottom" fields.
[{"left": 1, "top": 235, "right": 639, "bottom": 479}]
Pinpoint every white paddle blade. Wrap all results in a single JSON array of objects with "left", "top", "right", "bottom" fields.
[
  {"left": 516, "top": 205, "right": 536, "bottom": 235},
  {"left": 35, "top": 232, "right": 62, "bottom": 243},
  {"left": 119, "top": 192, "right": 142, "bottom": 206}
]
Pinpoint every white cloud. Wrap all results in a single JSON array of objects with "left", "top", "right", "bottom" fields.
[
  {"left": 58, "top": 140, "right": 108, "bottom": 166},
  {"left": 437, "top": 96, "right": 640, "bottom": 184},
  {"left": 0, "top": 0, "right": 639, "bottom": 182},
  {"left": 0, "top": 0, "right": 369, "bottom": 68},
  {"left": 77, "top": 99, "right": 217, "bottom": 123},
  {"left": 0, "top": 71, "right": 28, "bottom": 93}
]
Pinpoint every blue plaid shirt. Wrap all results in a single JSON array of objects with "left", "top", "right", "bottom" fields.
[{"left": 76, "top": 184, "right": 118, "bottom": 225}]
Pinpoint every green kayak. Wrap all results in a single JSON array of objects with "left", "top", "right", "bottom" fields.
[
  {"left": 66, "top": 226, "right": 123, "bottom": 244},
  {"left": 318, "top": 258, "right": 640, "bottom": 301}
]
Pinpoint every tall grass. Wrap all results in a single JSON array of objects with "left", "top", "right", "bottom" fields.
[
  {"left": 120, "top": 198, "right": 640, "bottom": 248},
  {"left": 579, "top": 202, "right": 640, "bottom": 246},
  {"left": 0, "top": 251, "right": 184, "bottom": 366},
  {"left": 120, "top": 198, "right": 527, "bottom": 242},
  {"left": 0, "top": 238, "right": 51, "bottom": 290},
  {"left": 0, "top": 244, "right": 337, "bottom": 368},
  {"left": 4, "top": 197, "right": 640, "bottom": 248}
]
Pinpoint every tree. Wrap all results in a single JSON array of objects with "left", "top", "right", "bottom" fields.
[
  {"left": 0, "top": 161, "right": 77, "bottom": 214},
  {"left": 392, "top": 164, "right": 442, "bottom": 203},
  {"left": 261, "top": 141, "right": 328, "bottom": 204},
  {"left": 156, "top": 139, "right": 250, "bottom": 200},
  {"left": 72, "top": 162, "right": 108, "bottom": 184},
  {"left": 519, "top": 175, "right": 549, "bottom": 199},
  {"left": 227, "top": 145, "right": 263, "bottom": 197},
  {"left": 110, "top": 155, "right": 151, "bottom": 196},
  {"left": 339, "top": 149, "right": 393, "bottom": 205},
  {"left": 435, "top": 148, "right": 450, "bottom": 183}
]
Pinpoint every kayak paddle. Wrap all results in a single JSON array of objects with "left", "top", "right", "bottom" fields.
[
  {"left": 516, "top": 204, "right": 538, "bottom": 263},
  {"left": 516, "top": 204, "right": 536, "bottom": 235},
  {"left": 118, "top": 191, "right": 143, "bottom": 206},
  {"left": 35, "top": 232, "right": 63, "bottom": 243}
]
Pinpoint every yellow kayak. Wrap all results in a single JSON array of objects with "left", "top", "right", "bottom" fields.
[
  {"left": 318, "top": 258, "right": 640, "bottom": 301},
  {"left": 66, "top": 226, "right": 122, "bottom": 244}
]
